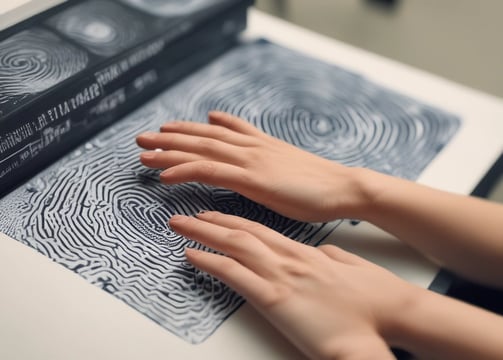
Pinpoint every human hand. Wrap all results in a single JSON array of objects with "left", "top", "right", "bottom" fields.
[
  {"left": 169, "top": 211, "right": 419, "bottom": 359},
  {"left": 136, "top": 111, "right": 372, "bottom": 222}
]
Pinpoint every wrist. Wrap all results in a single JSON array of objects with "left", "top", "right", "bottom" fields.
[
  {"left": 383, "top": 286, "right": 503, "bottom": 359},
  {"left": 335, "top": 167, "right": 391, "bottom": 221},
  {"left": 379, "top": 285, "right": 431, "bottom": 350}
]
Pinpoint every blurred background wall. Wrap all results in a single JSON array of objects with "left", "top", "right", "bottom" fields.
[{"left": 256, "top": 0, "right": 503, "bottom": 99}]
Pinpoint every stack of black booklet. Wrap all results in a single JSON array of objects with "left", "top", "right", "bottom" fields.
[{"left": 0, "top": 0, "right": 253, "bottom": 197}]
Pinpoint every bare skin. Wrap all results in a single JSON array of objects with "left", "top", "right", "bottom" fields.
[{"left": 137, "top": 111, "right": 503, "bottom": 359}]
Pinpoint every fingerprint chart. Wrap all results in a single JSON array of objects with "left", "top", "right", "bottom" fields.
[
  {"left": 0, "top": 28, "right": 89, "bottom": 117},
  {"left": 0, "top": 41, "right": 460, "bottom": 343},
  {"left": 0, "top": 104, "right": 335, "bottom": 344},
  {"left": 168, "top": 41, "right": 461, "bottom": 180},
  {"left": 119, "top": 0, "right": 230, "bottom": 17},
  {"left": 46, "top": 0, "right": 151, "bottom": 57}
]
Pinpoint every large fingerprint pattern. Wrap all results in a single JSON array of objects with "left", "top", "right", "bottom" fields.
[
  {"left": 119, "top": 0, "right": 230, "bottom": 17},
  {"left": 0, "top": 28, "right": 89, "bottom": 117},
  {"left": 167, "top": 41, "right": 461, "bottom": 179},
  {"left": 46, "top": 0, "right": 150, "bottom": 57},
  {"left": 0, "top": 41, "right": 460, "bottom": 343}
]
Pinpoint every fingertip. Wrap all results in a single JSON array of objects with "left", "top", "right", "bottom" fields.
[
  {"left": 137, "top": 131, "right": 157, "bottom": 140},
  {"left": 169, "top": 214, "right": 190, "bottom": 228},
  {"left": 159, "top": 124, "right": 170, "bottom": 132},
  {"left": 185, "top": 247, "right": 200, "bottom": 259},
  {"left": 135, "top": 135, "right": 145, "bottom": 147},
  {"left": 140, "top": 151, "right": 156, "bottom": 163},
  {"left": 136, "top": 131, "right": 158, "bottom": 148},
  {"left": 159, "top": 168, "right": 175, "bottom": 182},
  {"left": 208, "top": 110, "right": 224, "bottom": 117},
  {"left": 160, "top": 121, "right": 178, "bottom": 132},
  {"left": 194, "top": 209, "right": 218, "bottom": 218},
  {"left": 318, "top": 244, "right": 364, "bottom": 265},
  {"left": 208, "top": 110, "right": 229, "bottom": 123}
]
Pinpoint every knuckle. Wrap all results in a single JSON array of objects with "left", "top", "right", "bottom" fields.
[
  {"left": 287, "top": 264, "right": 311, "bottom": 278},
  {"left": 213, "top": 256, "right": 239, "bottom": 275},
  {"left": 211, "top": 126, "right": 227, "bottom": 139},
  {"left": 242, "top": 147, "right": 271, "bottom": 172},
  {"left": 278, "top": 259, "right": 313, "bottom": 279},
  {"left": 223, "top": 258, "right": 242, "bottom": 273},
  {"left": 225, "top": 228, "right": 252, "bottom": 242},
  {"left": 234, "top": 169, "right": 256, "bottom": 186},
  {"left": 196, "top": 137, "right": 214, "bottom": 151},
  {"left": 261, "top": 284, "right": 291, "bottom": 308},
  {"left": 195, "top": 162, "right": 217, "bottom": 178},
  {"left": 243, "top": 221, "right": 266, "bottom": 235},
  {"left": 243, "top": 147, "right": 262, "bottom": 165}
]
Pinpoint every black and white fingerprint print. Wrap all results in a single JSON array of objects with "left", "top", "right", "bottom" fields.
[
  {"left": 119, "top": 0, "right": 230, "bottom": 17},
  {"left": 0, "top": 41, "right": 460, "bottom": 343},
  {"left": 46, "top": 0, "right": 150, "bottom": 57},
  {"left": 0, "top": 28, "right": 89, "bottom": 117},
  {"left": 0, "top": 103, "right": 336, "bottom": 343},
  {"left": 167, "top": 41, "right": 461, "bottom": 180}
]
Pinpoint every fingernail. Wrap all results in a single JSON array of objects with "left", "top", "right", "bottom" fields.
[
  {"left": 140, "top": 152, "right": 156, "bottom": 160},
  {"left": 139, "top": 131, "right": 157, "bottom": 139},
  {"left": 195, "top": 210, "right": 209, "bottom": 217},
  {"left": 161, "top": 122, "right": 177, "bottom": 129},
  {"left": 169, "top": 214, "right": 188, "bottom": 224},
  {"left": 160, "top": 168, "right": 174, "bottom": 179},
  {"left": 185, "top": 247, "right": 199, "bottom": 258}
]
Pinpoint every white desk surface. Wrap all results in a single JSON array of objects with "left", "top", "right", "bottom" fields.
[{"left": 1, "top": 5, "right": 503, "bottom": 360}]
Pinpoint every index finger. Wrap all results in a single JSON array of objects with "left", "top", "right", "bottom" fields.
[
  {"left": 169, "top": 214, "right": 278, "bottom": 277},
  {"left": 195, "top": 211, "right": 307, "bottom": 257},
  {"left": 208, "top": 111, "right": 267, "bottom": 137},
  {"left": 185, "top": 248, "right": 275, "bottom": 305},
  {"left": 160, "top": 120, "right": 253, "bottom": 147}
]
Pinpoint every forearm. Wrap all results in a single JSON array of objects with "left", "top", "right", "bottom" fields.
[
  {"left": 346, "top": 167, "right": 503, "bottom": 287},
  {"left": 387, "top": 288, "right": 503, "bottom": 360}
]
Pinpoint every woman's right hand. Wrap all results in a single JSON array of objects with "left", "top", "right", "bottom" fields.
[{"left": 170, "top": 211, "right": 411, "bottom": 359}]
